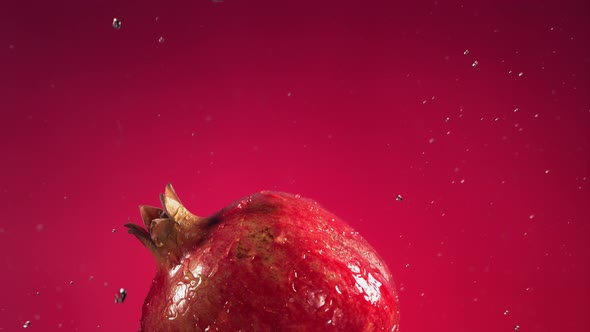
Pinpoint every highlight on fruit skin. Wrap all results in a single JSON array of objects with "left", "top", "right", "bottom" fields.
[{"left": 125, "top": 183, "right": 400, "bottom": 331}]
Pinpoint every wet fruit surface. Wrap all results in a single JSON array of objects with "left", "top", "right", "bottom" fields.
[{"left": 127, "top": 185, "right": 399, "bottom": 331}]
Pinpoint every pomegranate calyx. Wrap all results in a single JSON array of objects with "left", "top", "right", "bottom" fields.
[{"left": 125, "top": 183, "right": 205, "bottom": 265}]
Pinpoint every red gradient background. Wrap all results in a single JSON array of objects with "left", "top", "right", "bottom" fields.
[{"left": 1, "top": 0, "right": 589, "bottom": 331}]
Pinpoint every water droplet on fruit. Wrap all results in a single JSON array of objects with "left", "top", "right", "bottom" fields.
[
  {"left": 472, "top": 60, "right": 479, "bottom": 67},
  {"left": 514, "top": 325, "right": 520, "bottom": 331},
  {"left": 112, "top": 18, "right": 122, "bottom": 30},
  {"left": 114, "top": 288, "right": 127, "bottom": 303},
  {"left": 395, "top": 194, "right": 403, "bottom": 201},
  {"left": 23, "top": 321, "right": 31, "bottom": 328},
  {"left": 306, "top": 290, "right": 327, "bottom": 308},
  {"left": 504, "top": 310, "right": 509, "bottom": 315},
  {"left": 111, "top": 228, "right": 116, "bottom": 233},
  {"left": 463, "top": 49, "right": 469, "bottom": 55},
  {"left": 158, "top": 36, "right": 165, "bottom": 43},
  {"left": 69, "top": 280, "right": 74, "bottom": 285}
]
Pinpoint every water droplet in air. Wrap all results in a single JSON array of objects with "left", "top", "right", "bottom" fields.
[
  {"left": 112, "top": 18, "right": 122, "bottom": 30},
  {"left": 396, "top": 194, "right": 403, "bottom": 201},
  {"left": 472, "top": 60, "right": 479, "bottom": 67},
  {"left": 23, "top": 321, "right": 31, "bottom": 328},
  {"left": 115, "top": 288, "right": 127, "bottom": 303}
]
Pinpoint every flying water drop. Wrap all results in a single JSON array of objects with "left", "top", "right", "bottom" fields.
[
  {"left": 112, "top": 18, "right": 122, "bottom": 30},
  {"left": 115, "top": 288, "right": 127, "bottom": 303}
]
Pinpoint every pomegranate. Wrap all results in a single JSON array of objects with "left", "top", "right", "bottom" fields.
[{"left": 125, "top": 184, "right": 400, "bottom": 331}]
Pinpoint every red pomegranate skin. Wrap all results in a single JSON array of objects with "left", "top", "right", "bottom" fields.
[{"left": 126, "top": 184, "right": 400, "bottom": 331}]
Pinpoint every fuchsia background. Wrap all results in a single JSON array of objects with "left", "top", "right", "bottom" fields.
[{"left": 1, "top": 0, "right": 589, "bottom": 331}]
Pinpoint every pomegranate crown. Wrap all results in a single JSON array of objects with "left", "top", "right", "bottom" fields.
[{"left": 125, "top": 183, "right": 204, "bottom": 265}]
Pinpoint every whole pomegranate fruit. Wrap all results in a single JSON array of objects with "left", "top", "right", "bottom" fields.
[{"left": 125, "top": 184, "right": 400, "bottom": 331}]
